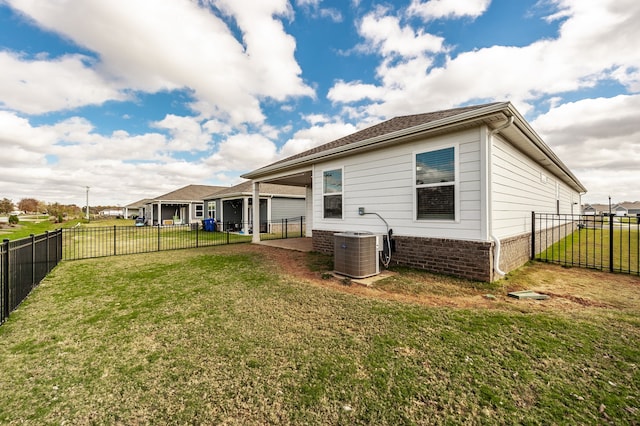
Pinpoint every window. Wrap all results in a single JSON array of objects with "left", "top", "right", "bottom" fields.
[
  {"left": 415, "top": 147, "right": 456, "bottom": 220},
  {"left": 207, "top": 203, "right": 216, "bottom": 219},
  {"left": 195, "top": 203, "right": 204, "bottom": 218},
  {"left": 323, "top": 168, "right": 343, "bottom": 219}
]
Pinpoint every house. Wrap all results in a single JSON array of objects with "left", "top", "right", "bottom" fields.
[
  {"left": 612, "top": 202, "right": 640, "bottom": 217},
  {"left": 242, "top": 102, "right": 587, "bottom": 282},
  {"left": 123, "top": 198, "right": 152, "bottom": 219},
  {"left": 203, "top": 181, "right": 306, "bottom": 233},
  {"left": 582, "top": 203, "right": 609, "bottom": 216},
  {"left": 142, "top": 184, "right": 227, "bottom": 226},
  {"left": 99, "top": 208, "right": 124, "bottom": 217}
]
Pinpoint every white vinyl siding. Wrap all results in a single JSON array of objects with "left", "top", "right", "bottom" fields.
[
  {"left": 313, "top": 128, "right": 484, "bottom": 240},
  {"left": 491, "top": 134, "right": 581, "bottom": 238},
  {"left": 271, "top": 197, "right": 305, "bottom": 221}
]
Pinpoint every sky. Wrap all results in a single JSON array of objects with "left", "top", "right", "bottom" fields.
[{"left": 0, "top": 0, "right": 638, "bottom": 208}]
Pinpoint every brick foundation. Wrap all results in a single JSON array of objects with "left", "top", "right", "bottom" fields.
[
  {"left": 312, "top": 229, "right": 495, "bottom": 282},
  {"left": 496, "top": 233, "right": 531, "bottom": 274},
  {"left": 392, "top": 235, "right": 494, "bottom": 281}
]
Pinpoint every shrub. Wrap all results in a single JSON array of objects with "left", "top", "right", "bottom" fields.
[{"left": 8, "top": 215, "right": 19, "bottom": 225}]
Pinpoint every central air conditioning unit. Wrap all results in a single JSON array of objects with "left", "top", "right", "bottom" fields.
[{"left": 334, "top": 232, "right": 381, "bottom": 278}]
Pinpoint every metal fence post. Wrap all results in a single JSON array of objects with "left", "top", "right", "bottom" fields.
[
  {"left": 531, "top": 211, "right": 536, "bottom": 260},
  {"left": 157, "top": 225, "right": 161, "bottom": 252},
  {"left": 31, "top": 234, "right": 36, "bottom": 286},
  {"left": 58, "top": 229, "right": 62, "bottom": 262},
  {"left": 2, "top": 239, "right": 9, "bottom": 323},
  {"left": 114, "top": 225, "right": 117, "bottom": 256},
  {"left": 45, "top": 230, "right": 50, "bottom": 271},
  {"left": 609, "top": 213, "right": 614, "bottom": 272}
]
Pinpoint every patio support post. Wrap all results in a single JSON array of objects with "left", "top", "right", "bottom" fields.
[{"left": 252, "top": 181, "right": 260, "bottom": 243}]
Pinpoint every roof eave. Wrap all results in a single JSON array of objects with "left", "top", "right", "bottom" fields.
[{"left": 243, "top": 102, "right": 511, "bottom": 180}]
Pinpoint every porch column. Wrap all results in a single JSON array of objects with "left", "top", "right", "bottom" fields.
[
  {"left": 305, "top": 185, "right": 313, "bottom": 237},
  {"left": 252, "top": 181, "right": 260, "bottom": 243}
]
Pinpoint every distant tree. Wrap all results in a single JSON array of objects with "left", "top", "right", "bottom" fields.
[
  {"left": 0, "top": 197, "right": 13, "bottom": 214},
  {"left": 46, "top": 202, "right": 82, "bottom": 222},
  {"left": 18, "top": 198, "right": 39, "bottom": 214},
  {"left": 47, "top": 202, "right": 64, "bottom": 222},
  {"left": 37, "top": 200, "right": 47, "bottom": 214}
]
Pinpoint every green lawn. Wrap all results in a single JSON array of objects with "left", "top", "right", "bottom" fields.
[
  {"left": 1, "top": 246, "right": 638, "bottom": 424},
  {"left": 538, "top": 227, "right": 639, "bottom": 273},
  {"left": 0, "top": 217, "right": 130, "bottom": 241}
]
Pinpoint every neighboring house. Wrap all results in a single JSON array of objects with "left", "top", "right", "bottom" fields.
[
  {"left": 582, "top": 203, "right": 609, "bottom": 215},
  {"left": 143, "top": 184, "right": 227, "bottom": 226},
  {"left": 123, "top": 198, "right": 152, "bottom": 219},
  {"left": 203, "top": 181, "right": 306, "bottom": 233},
  {"left": 242, "top": 102, "right": 587, "bottom": 282},
  {"left": 99, "top": 208, "right": 124, "bottom": 217},
  {"left": 612, "top": 202, "right": 640, "bottom": 217}
]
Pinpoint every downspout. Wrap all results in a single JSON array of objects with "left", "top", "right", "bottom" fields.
[{"left": 489, "top": 115, "right": 514, "bottom": 278}]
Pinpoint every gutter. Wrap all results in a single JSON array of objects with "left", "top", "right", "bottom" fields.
[{"left": 488, "top": 116, "right": 514, "bottom": 278}]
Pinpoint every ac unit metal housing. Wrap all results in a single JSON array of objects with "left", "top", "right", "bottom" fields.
[{"left": 334, "top": 232, "right": 381, "bottom": 278}]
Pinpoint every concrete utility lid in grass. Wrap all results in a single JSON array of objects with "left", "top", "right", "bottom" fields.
[{"left": 508, "top": 290, "right": 550, "bottom": 300}]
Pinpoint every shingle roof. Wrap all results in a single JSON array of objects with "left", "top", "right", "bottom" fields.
[
  {"left": 269, "top": 102, "right": 503, "bottom": 166},
  {"left": 206, "top": 181, "right": 306, "bottom": 198},
  {"left": 615, "top": 201, "right": 640, "bottom": 210},
  {"left": 124, "top": 198, "right": 153, "bottom": 208},
  {"left": 152, "top": 184, "right": 228, "bottom": 201}
]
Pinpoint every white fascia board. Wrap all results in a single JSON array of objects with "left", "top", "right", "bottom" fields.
[{"left": 242, "top": 103, "right": 511, "bottom": 180}]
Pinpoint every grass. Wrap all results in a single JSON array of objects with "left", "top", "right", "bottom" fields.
[
  {"left": 0, "top": 217, "right": 130, "bottom": 241},
  {"left": 62, "top": 225, "right": 252, "bottom": 259},
  {"left": 0, "top": 246, "right": 639, "bottom": 424},
  {"left": 539, "top": 227, "right": 639, "bottom": 273}
]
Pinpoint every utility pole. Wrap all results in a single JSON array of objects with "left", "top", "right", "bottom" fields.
[{"left": 85, "top": 186, "right": 90, "bottom": 220}]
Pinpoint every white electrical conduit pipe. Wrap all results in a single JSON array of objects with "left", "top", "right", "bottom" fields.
[{"left": 489, "top": 116, "right": 514, "bottom": 278}]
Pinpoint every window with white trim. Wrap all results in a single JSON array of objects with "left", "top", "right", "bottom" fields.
[
  {"left": 415, "top": 146, "right": 456, "bottom": 220},
  {"left": 323, "top": 168, "right": 343, "bottom": 219},
  {"left": 207, "top": 203, "right": 216, "bottom": 219},
  {"left": 195, "top": 203, "right": 204, "bottom": 218}
]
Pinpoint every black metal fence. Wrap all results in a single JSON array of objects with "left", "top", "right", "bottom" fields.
[
  {"left": 63, "top": 217, "right": 306, "bottom": 260},
  {"left": 532, "top": 212, "right": 639, "bottom": 275},
  {"left": 1, "top": 230, "right": 63, "bottom": 325}
]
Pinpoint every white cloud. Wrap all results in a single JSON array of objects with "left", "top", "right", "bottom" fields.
[
  {"left": 358, "top": 7, "right": 444, "bottom": 57},
  {"left": 407, "top": 0, "right": 491, "bottom": 21},
  {"left": 295, "top": 0, "right": 343, "bottom": 22},
  {"left": 330, "top": 0, "right": 640, "bottom": 119},
  {"left": 328, "top": 80, "right": 386, "bottom": 103},
  {"left": 279, "top": 120, "right": 358, "bottom": 158},
  {"left": 0, "top": 51, "right": 126, "bottom": 114},
  {"left": 4, "top": 0, "right": 314, "bottom": 123},
  {"left": 203, "top": 133, "right": 278, "bottom": 172},
  {"left": 152, "top": 115, "right": 212, "bottom": 152},
  {"left": 0, "top": 111, "right": 222, "bottom": 205},
  {"left": 532, "top": 95, "right": 640, "bottom": 202}
]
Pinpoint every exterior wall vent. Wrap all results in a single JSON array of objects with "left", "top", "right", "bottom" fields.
[{"left": 334, "top": 232, "right": 380, "bottom": 278}]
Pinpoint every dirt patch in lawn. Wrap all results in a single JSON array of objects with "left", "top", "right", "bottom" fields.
[{"left": 221, "top": 244, "right": 640, "bottom": 313}]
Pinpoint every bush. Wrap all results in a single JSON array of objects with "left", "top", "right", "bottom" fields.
[{"left": 8, "top": 215, "right": 19, "bottom": 225}]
